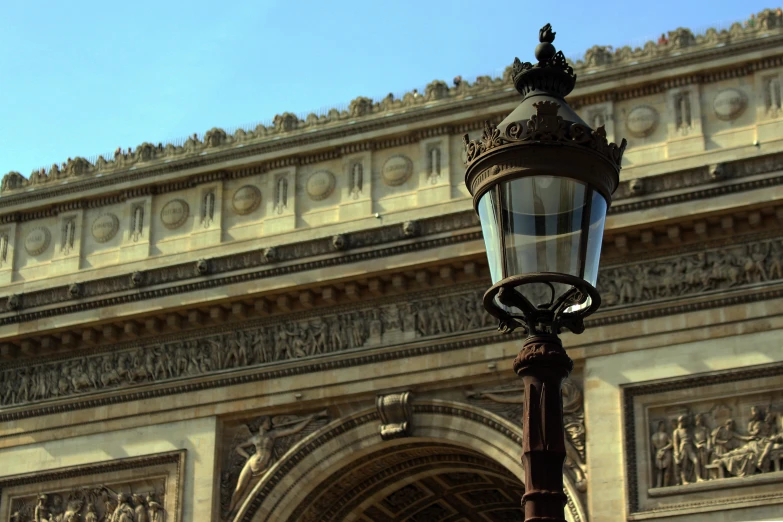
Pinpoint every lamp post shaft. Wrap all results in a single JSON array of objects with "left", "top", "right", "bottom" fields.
[{"left": 514, "top": 334, "right": 574, "bottom": 522}]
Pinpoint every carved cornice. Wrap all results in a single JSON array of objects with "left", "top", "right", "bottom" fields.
[
  {"left": 2, "top": 144, "right": 783, "bottom": 306},
  {"left": 2, "top": 199, "right": 783, "bottom": 360},
  {"left": 1, "top": 254, "right": 783, "bottom": 424},
  {"left": 2, "top": 10, "right": 783, "bottom": 201},
  {"left": 0, "top": 212, "right": 481, "bottom": 321}
]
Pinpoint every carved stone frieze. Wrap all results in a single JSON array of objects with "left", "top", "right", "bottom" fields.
[
  {"left": 10, "top": 487, "right": 165, "bottom": 522},
  {"left": 220, "top": 409, "right": 330, "bottom": 519},
  {"left": 377, "top": 391, "right": 413, "bottom": 440},
  {"left": 598, "top": 236, "right": 783, "bottom": 308},
  {"left": 0, "top": 287, "right": 495, "bottom": 410},
  {"left": 650, "top": 403, "right": 783, "bottom": 487},
  {"left": 624, "top": 364, "right": 783, "bottom": 516},
  {"left": 0, "top": 451, "right": 183, "bottom": 522}
]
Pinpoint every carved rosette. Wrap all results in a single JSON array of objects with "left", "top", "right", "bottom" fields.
[
  {"left": 24, "top": 227, "right": 51, "bottom": 256},
  {"left": 160, "top": 199, "right": 190, "bottom": 230},
  {"left": 91, "top": 213, "right": 120, "bottom": 243},
  {"left": 306, "top": 171, "right": 336, "bottom": 201},
  {"left": 625, "top": 106, "right": 659, "bottom": 137},
  {"left": 713, "top": 88, "right": 747, "bottom": 121},
  {"left": 382, "top": 156, "right": 413, "bottom": 186},
  {"left": 377, "top": 391, "right": 414, "bottom": 440}
]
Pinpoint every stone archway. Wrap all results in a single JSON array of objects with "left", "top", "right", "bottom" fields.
[{"left": 234, "top": 401, "right": 587, "bottom": 522}]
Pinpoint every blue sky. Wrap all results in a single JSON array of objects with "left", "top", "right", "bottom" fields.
[{"left": 0, "top": 1, "right": 775, "bottom": 176}]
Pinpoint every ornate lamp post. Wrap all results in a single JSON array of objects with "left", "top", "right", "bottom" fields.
[{"left": 463, "top": 25, "right": 627, "bottom": 521}]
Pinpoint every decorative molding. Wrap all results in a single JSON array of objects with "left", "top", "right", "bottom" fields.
[
  {"left": 377, "top": 391, "right": 414, "bottom": 440},
  {"left": 0, "top": 279, "right": 780, "bottom": 424},
  {"left": 0, "top": 450, "right": 184, "bottom": 522},
  {"left": 239, "top": 403, "right": 582, "bottom": 522},
  {"left": 0, "top": 211, "right": 481, "bottom": 322},
  {"left": 1, "top": 10, "right": 780, "bottom": 205}
]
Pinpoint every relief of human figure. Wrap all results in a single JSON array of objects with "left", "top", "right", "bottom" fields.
[
  {"left": 226, "top": 410, "right": 328, "bottom": 515},
  {"left": 110, "top": 493, "right": 134, "bottom": 522},
  {"left": 132, "top": 494, "right": 148, "bottom": 522},
  {"left": 673, "top": 415, "right": 703, "bottom": 484},
  {"left": 651, "top": 420, "right": 673, "bottom": 487},
  {"left": 710, "top": 406, "right": 770, "bottom": 477},
  {"left": 692, "top": 414, "right": 711, "bottom": 472}
]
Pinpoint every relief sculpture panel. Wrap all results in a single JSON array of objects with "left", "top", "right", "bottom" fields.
[
  {"left": 220, "top": 410, "right": 330, "bottom": 520},
  {"left": 626, "top": 367, "right": 783, "bottom": 516},
  {"left": 599, "top": 237, "right": 783, "bottom": 308},
  {"left": 649, "top": 403, "right": 783, "bottom": 487},
  {"left": 0, "top": 451, "right": 182, "bottom": 522},
  {"left": 0, "top": 288, "right": 495, "bottom": 411}
]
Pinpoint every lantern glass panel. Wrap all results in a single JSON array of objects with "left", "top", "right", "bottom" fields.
[
  {"left": 500, "top": 176, "right": 586, "bottom": 280},
  {"left": 477, "top": 190, "right": 504, "bottom": 284},
  {"left": 583, "top": 190, "right": 608, "bottom": 286}
]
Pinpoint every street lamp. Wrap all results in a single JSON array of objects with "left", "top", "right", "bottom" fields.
[{"left": 463, "top": 24, "right": 627, "bottom": 521}]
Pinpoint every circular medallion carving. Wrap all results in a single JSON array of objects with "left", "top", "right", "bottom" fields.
[
  {"left": 625, "top": 106, "right": 658, "bottom": 138},
  {"left": 306, "top": 171, "right": 336, "bottom": 201},
  {"left": 713, "top": 88, "right": 746, "bottom": 121},
  {"left": 160, "top": 199, "right": 190, "bottom": 230},
  {"left": 91, "top": 213, "right": 119, "bottom": 243},
  {"left": 24, "top": 227, "right": 51, "bottom": 256},
  {"left": 382, "top": 155, "right": 413, "bottom": 186},
  {"left": 232, "top": 185, "right": 261, "bottom": 215}
]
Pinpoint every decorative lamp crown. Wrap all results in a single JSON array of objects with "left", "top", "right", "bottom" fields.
[
  {"left": 463, "top": 24, "right": 628, "bottom": 336},
  {"left": 511, "top": 23, "right": 577, "bottom": 98}
]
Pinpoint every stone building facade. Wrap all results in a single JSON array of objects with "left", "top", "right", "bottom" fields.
[{"left": 1, "top": 9, "right": 783, "bottom": 522}]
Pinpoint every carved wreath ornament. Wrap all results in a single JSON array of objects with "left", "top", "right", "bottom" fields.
[{"left": 462, "top": 101, "right": 627, "bottom": 168}]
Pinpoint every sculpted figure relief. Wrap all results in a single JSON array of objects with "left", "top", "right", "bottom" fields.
[
  {"left": 223, "top": 410, "right": 330, "bottom": 517},
  {"left": 651, "top": 421, "right": 674, "bottom": 487},
  {"left": 651, "top": 404, "right": 783, "bottom": 488},
  {"left": 9, "top": 486, "right": 165, "bottom": 522},
  {"left": 599, "top": 239, "right": 783, "bottom": 307}
]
